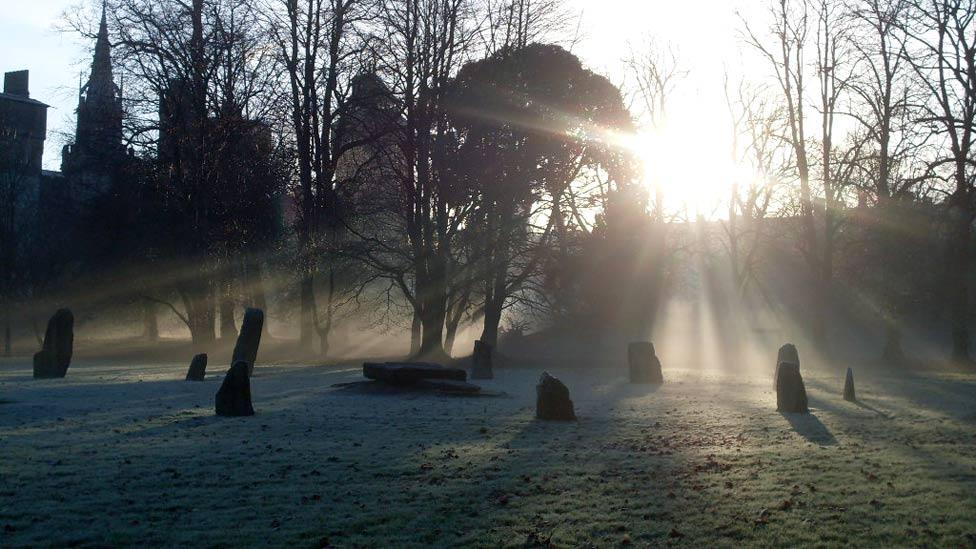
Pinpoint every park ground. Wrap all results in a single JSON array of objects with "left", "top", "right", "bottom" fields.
[{"left": 1, "top": 353, "right": 975, "bottom": 547}]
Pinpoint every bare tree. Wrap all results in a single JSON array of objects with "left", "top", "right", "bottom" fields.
[
  {"left": 624, "top": 39, "right": 687, "bottom": 131},
  {"left": 812, "top": 0, "right": 860, "bottom": 349},
  {"left": 108, "top": 0, "right": 218, "bottom": 344},
  {"left": 481, "top": 0, "right": 575, "bottom": 53},
  {"left": 354, "top": 0, "right": 481, "bottom": 358},
  {"left": 847, "top": 0, "right": 918, "bottom": 202},
  {"left": 722, "top": 80, "right": 789, "bottom": 296},
  {"left": 264, "top": 0, "right": 376, "bottom": 355},
  {"left": 846, "top": 0, "right": 927, "bottom": 359},
  {"left": 743, "top": 0, "right": 856, "bottom": 350},
  {"left": 621, "top": 40, "right": 686, "bottom": 334},
  {"left": 744, "top": 1, "right": 820, "bottom": 334},
  {"left": 107, "top": 0, "right": 281, "bottom": 346},
  {"left": 901, "top": 0, "right": 976, "bottom": 361}
]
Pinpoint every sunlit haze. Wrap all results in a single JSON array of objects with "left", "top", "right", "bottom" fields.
[{"left": 4, "top": 0, "right": 976, "bottom": 545}]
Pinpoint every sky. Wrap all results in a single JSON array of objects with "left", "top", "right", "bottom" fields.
[
  {"left": 563, "top": 0, "right": 770, "bottom": 216},
  {"left": 0, "top": 0, "right": 771, "bottom": 215},
  {"left": 0, "top": 0, "right": 91, "bottom": 169}
]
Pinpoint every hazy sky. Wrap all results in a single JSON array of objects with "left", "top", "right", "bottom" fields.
[{"left": 0, "top": 0, "right": 770, "bottom": 214}]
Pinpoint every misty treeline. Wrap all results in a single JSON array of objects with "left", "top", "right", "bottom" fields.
[{"left": 1, "top": 0, "right": 975, "bottom": 364}]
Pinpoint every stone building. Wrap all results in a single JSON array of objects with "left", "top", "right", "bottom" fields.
[{"left": 0, "top": 70, "right": 49, "bottom": 179}]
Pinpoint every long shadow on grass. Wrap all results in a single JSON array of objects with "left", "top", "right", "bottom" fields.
[
  {"left": 851, "top": 400, "right": 891, "bottom": 418},
  {"left": 780, "top": 412, "right": 837, "bottom": 445},
  {"left": 447, "top": 370, "right": 710, "bottom": 545}
]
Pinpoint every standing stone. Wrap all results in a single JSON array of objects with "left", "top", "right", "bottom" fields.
[
  {"left": 185, "top": 353, "right": 208, "bottom": 381},
  {"left": 536, "top": 371, "right": 576, "bottom": 421},
  {"left": 843, "top": 367, "right": 856, "bottom": 402},
  {"left": 215, "top": 361, "right": 254, "bottom": 416},
  {"left": 775, "top": 362, "right": 809, "bottom": 413},
  {"left": 232, "top": 308, "right": 264, "bottom": 376},
  {"left": 471, "top": 340, "right": 493, "bottom": 380},
  {"left": 777, "top": 343, "right": 800, "bottom": 366},
  {"left": 628, "top": 341, "right": 663, "bottom": 384},
  {"left": 32, "top": 309, "right": 74, "bottom": 379},
  {"left": 773, "top": 343, "right": 800, "bottom": 388}
]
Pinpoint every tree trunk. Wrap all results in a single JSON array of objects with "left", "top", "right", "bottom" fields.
[
  {"left": 142, "top": 299, "right": 159, "bottom": 342},
  {"left": 316, "top": 264, "right": 336, "bottom": 358},
  {"left": 409, "top": 309, "right": 421, "bottom": 356},
  {"left": 32, "top": 316, "right": 42, "bottom": 347},
  {"left": 418, "top": 303, "right": 447, "bottom": 358},
  {"left": 299, "top": 270, "right": 317, "bottom": 351},
  {"left": 882, "top": 322, "right": 905, "bottom": 364},
  {"left": 947, "top": 206, "right": 972, "bottom": 362},
  {"left": 246, "top": 259, "right": 270, "bottom": 337},
  {"left": 812, "top": 257, "right": 831, "bottom": 353},
  {"left": 480, "top": 256, "right": 507, "bottom": 349},
  {"left": 444, "top": 318, "right": 458, "bottom": 357},
  {"left": 480, "top": 200, "right": 513, "bottom": 350},
  {"left": 219, "top": 275, "right": 236, "bottom": 341},
  {"left": 417, "top": 276, "right": 448, "bottom": 359},
  {"left": 180, "top": 279, "right": 216, "bottom": 347},
  {"left": 551, "top": 189, "right": 569, "bottom": 317},
  {"left": 481, "top": 300, "right": 502, "bottom": 349},
  {"left": 3, "top": 310, "right": 10, "bottom": 357}
]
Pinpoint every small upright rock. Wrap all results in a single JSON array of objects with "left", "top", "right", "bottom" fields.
[
  {"left": 628, "top": 341, "right": 663, "bottom": 384},
  {"left": 32, "top": 309, "right": 74, "bottom": 379},
  {"left": 232, "top": 308, "right": 264, "bottom": 376},
  {"left": 843, "top": 367, "right": 856, "bottom": 402},
  {"left": 536, "top": 371, "right": 575, "bottom": 421},
  {"left": 775, "top": 362, "right": 809, "bottom": 413},
  {"left": 215, "top": 361, "right": 255, "bottom": 416},
  {"left": 470, "top": 340, "right": 493, "bottom": 380},
  {"left": 185, "top": 353, "right": 208, "bottom": 381}
]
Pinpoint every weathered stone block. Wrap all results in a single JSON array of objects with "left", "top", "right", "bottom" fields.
[
  {"left": 32, "top": 309, "right": 73, "bottom": 379},
  {"left": 232, "top": 308, "right": 264, "bottom": 376},
  {"left": 628, "top": 341, "right": 663, "bottom": 384},
  {"left": 536, "top": 371, "right": 575, "bottom": 421},
  {"left": 186, "top": 353, "right": 208, "bottom": 381},
  {"left": 215, "top": 361, "right": 255, "bottom": 416}
]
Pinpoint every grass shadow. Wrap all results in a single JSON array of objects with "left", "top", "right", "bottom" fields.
[
  {"left": 780, "top": 411, "right": 838, "bottom": 445},
  {"left": 851, "top": 399, "right": 891, "bottom": 419}
]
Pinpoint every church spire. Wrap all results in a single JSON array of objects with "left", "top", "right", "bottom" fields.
[
  {"left": 63, "top": 0, "right": 124, "bottom": 175},
  {"left": 87, "top": 1, "right": 115, "bottom": 101}
]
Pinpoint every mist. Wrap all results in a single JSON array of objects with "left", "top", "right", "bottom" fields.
[{"left": 3, "top": 0, "right": 976, "bottom": 546}]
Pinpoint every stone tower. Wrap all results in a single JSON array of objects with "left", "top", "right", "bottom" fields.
[{"left": 62, "top": 3, "right": 124, "bottom": 177}]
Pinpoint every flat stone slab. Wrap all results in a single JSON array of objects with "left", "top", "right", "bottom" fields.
[
  {"left": 331, "top": 380, "right": 503, "bottom": 397},
  {"left": 363, "top": 362, "right": 467, "bottom": 385}
]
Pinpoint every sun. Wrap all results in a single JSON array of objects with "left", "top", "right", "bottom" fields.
[{"left": 631, "top": 126, "right": 754, "bottom": 220}]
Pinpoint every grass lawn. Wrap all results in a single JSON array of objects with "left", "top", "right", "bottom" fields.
[{"left": 1, "top": 357, "right": 975, "bottom": 547}]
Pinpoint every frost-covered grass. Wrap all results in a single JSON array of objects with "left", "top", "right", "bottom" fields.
[{"left": 1, "top": 357, "right": 975, "bottom": 547}]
